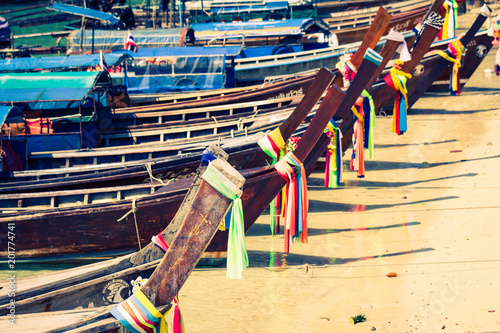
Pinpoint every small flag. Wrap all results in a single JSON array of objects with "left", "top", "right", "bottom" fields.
[
  {"left": 99, "top": 50, "right": 109, "bottom": 72},
  {"left": 125, "top": 31, "right": 138, "bottom": 52}
]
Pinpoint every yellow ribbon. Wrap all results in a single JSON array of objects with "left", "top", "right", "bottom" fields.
[
  {"left": 268, "top": 127, "right": 286, "bottom": 150},
  {"left": 134, "top": 289, "right": 168, "bottom": 333},
  {"left": 434, "top": 39, "right": 464, "bottom": 92}
]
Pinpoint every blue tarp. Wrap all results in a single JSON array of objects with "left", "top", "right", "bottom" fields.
[
  {"left": 0, "top": 53, "right": 131, "bottom": 73},
  {"left": 0, "top": 72, "right": 107, "bottom": 103},
  {"left": 193, "top": 18, "right": 330, "bottom": 39},
  {"left": 48, "top": 2, "right": 120, "bottom": 25},
  {"left": 209, "top": 2, "right": 289, "bottom": 14}
]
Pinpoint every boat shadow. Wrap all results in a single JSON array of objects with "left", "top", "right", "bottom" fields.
[
  {"left": 247, "top": 247, "right": 435, "bottom": 268},
  {"left": 308, "top": 173, "right": 477, "bottom": 187},
  {"left": 307, "top": 195, "right": 459, "bottom": 213},
  {"left": 374, "top": 139, "right": 458, "bottom": 149},
  {"left": 409, "top": 107, "right": 498, "bottom": 115},
  {"left": 247, "top": 221, "right": 421, "bottom": 238}
]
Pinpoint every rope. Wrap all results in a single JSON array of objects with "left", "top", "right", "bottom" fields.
[
  {"left": 117, "top": 198, "right": 142, "bottom": 249},
  {"left": 146, "top": 162, "right": 165, "bottom": 185}
]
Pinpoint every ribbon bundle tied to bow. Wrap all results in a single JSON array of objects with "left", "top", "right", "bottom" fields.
[
  {"left": 492, "top": 15, "right": 500, "bottom": 76},
  {"left": 324, "top": 121, "right": 343, "bottom": 188},
  {"left": 275, "top": 152, "right": 308, "bottom": 253},
  {"left": 172, "top": 296, "right": 185, "bottom": 333},
  {"left": 383, "top": 60, "right": 412, "bottom": 135},
  {"left": 350, "top": 100, "right": 365, "bottom": 178},
  {"left": 335, "top": 53, "right": 357, "bottom": 87},
  {"left": 258, "top": 127, "right": 286, "bottom": 235},
  {"left": 110, "top": 289, "right": 168, "bottom": 333},
  {"left": 439, "top": 0, "right": 458, "bottom": 40},
  {"left": 361, "top": 90, "right": 376, "bottom": 160},
  {"left": 202, "top": 162, "right": 247, "bottom": 279},
  {"left": 433, "top": 39, "right": 465, "bottom": 95}
]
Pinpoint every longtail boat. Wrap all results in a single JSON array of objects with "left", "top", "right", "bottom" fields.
[{"left": 0, "top": 46, "right": 387, "bottom": 317}]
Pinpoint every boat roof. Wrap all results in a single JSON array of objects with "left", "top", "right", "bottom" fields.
[
  {"left": 48, "top": 2, "right": 120, "bottom": 25},
  {"left": 193, "top": 18, "right": 330, "bottom": 39},
  {"left": 119, "top": 46, "right": 242, "bottom": 57},
  {"left": 209, "top": 1, "right": 289, "bottom": 14},
  {"left": 0, "top": 53, "right": 132, "bottom": 73},
  {"left": 67, "top": 28, "right": 191, "bottom": 54},
  {"left": 0, "top": 71, "right": 109, "bottom": 103}
]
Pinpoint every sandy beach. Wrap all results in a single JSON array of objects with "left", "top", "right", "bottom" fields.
[{"left": 174, "top": 7, "right": 500, "bottom": 333}]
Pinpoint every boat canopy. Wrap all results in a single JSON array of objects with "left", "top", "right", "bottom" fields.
[
  {"left": 184, "top": 0, "right": 305, "bottom": 11},
  {"left": 122, "top": 46, "right": 242, "bottom": 57},
  {"left": 0, "top": 53, "right": 132, "bottom": 73},
  {"left": 48, "top": 2, "right": 120, "bottom": 25},
  {"left": 209, "top": 1, "right": 289, "bottom": 14},
  {"left": 66, "top": 28, "right": 194, "bottom": 54},
  {"left": 0, "top": 71, "right": 110, "bottom": 110},
  {"left": 193, "top": 18, "right": 330, "bottom": 40},
  {"left": 119, "top": 46, "right": 241, "bottom": 94}
]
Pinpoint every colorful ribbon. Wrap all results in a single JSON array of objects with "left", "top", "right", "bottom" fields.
[
  {"left": 202, "top": 162, "right": 247, "bottom": 279},
  {"left": 151, "top": 232, "right": 169, "bottom": 252},
  {"left": 258, "top": 127, "right": 286, "bottom": 235},
  {"left": 414, "top": 12, "right": 445, "bottom": 47},
  {"left": 350, "top": 103, "right": 365, "bottom": 178},
  {"left": 439, "top": 0, "right": 458, "bottom": 40},
  {"left": 172, "top": 296, "right": 185, "bottom": 333},
  {"left": 275, "top": 152, "right": 309, "bottom": 253},
  {"left": 324, "top": 123, "right": 343, "bottom": 188},
  {"left": 201, "top": 148, "right": 217, "bottom": 164},
  {"left": 111, "top": 289, "right": 168, "bottom": 333},
  {"left": 492, "top": 15, "right": 500, "bottom": 76},
  {"left": 335, "top": 53, "right": 357, "bottom": 87},
  {"left": 361, "top": 90, "right": 375, "bottom": 160},
  {"left": 383, "top": 60, "right": 412, "bottom": 135},
  {"left": 432, "top": 39, "right": 465, "bottom": 95}
]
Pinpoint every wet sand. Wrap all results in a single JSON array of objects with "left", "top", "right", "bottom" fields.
[{"left": 177, "top": 7, "right": 500, "bottom": 333}]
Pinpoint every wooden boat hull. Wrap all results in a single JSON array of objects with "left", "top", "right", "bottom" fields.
[
  {"left": 428, "top": 31, "right": 494, "bottom": 92},
  {"left": 379, "top": 30, "right": 493, "bottom": 113}
]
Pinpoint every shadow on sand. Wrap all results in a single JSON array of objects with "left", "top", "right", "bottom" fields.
[
  {"left": 307, "top": 173, "right": 477, "bottom": 188},
  {"left": 307, "top": 195, "right": 459, "bottom": 213},
  {"left": 247, "top": 221, "right": 421, "bottom": 238},
  {"left": 247, "top": 248, "right": 435, "bottom": 268}
]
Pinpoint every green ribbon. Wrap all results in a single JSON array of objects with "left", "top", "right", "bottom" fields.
[
  {"left": 361, "top": 89, "right": 375, "bottom": 160},
  {"left": 202, "top": 163, "right": 248, "bottom": 279}
]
